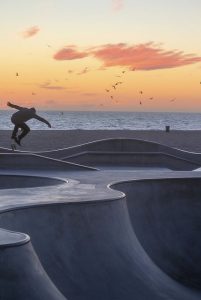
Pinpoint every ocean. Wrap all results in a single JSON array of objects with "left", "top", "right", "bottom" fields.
[{"left": 1, "top": 110, "right": 201, "bottom": 130}]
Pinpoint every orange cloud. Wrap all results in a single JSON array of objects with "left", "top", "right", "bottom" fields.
[
  {"left": 53, "top": 42, "right": 201, "bottom": 70},
  {"left": 22, "top": 26, "right": 40, "bottom": 38},
  {"left": 54, "top": 46, "right": 88, "bottom": 60}
]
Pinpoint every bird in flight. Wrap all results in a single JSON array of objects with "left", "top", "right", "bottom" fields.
[
  {"left": 16, "top": 72, "right": 19, "bottom": 77},
  {"left": 170, "top": 98, "right": 176, "bottom": 102},
  {"left": 115, "top": 82, "right": 123, "bottom": 86},
  {"left": 105, "top": 89, "right": 110, "bottom": 93},
  {"left": 77, "top": 67, "right": 88, "bottom": 75},
  {"left": 112, "top": 85, "right": 116, "bottom": 90}
]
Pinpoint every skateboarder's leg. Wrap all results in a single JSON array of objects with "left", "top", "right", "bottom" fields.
[{"left": 11, "top": 124, "right": 19, "bottom": 139}]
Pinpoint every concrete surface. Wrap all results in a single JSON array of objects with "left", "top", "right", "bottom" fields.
[
  {"left": 113, "top": 178, "right": 201, "bottom": 289},
  {"left": 35, "top": 138, "right": 201, "bottom": 169},
  {"left": 0, "top": 174, "right": 65, "bottom": 189},
  {"left": 0, "top": 153, "right": 97, "bottom": 171},
  {"left": 0, "top": 240, "right": 66, "bottom": 300},
  {"left": 0, "top": 228, "right": 29, "bottom": 247},
  {"left": 1, "top": 138, "right": 201, "bottom": 299}
]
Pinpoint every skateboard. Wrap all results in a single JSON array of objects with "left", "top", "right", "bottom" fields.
[{"left": 11, "top": 143, "right": 17, "bottom": 151}]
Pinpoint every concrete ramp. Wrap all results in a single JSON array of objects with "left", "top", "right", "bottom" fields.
[
  {"left": 35, "top": 138, "right": 201, "bottom": 170},
  {"left": 0, "top": 229, "right": 66, "bottom": 300},
  {"left": 114, "top": 178, "right": 201, "bottom": 290},
  {"left": 62, "top": 151, "right": 199, "bottom": 170},
  {"left": 0, "top": 174, "right": 65, "bottom": 189},
  {"left": 0, "top": 197, "right": 200, "bottom": 299},
  {"left": 37, "top": 138, "right": 162, "bottom": 159},
  {"left": 0, "top": 153, "right": 97, "bottom": 171}
]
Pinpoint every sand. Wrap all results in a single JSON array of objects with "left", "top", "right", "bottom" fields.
[{"left": 0, "top": 130, "right": 201, "bottom": 152}]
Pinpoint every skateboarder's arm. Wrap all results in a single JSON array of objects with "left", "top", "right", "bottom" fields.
[
  {"left": 34, "top": 115, "right": 51, "bottom": 127},
  {"left": 7, "top": 102, "right": 25, "bottom": 110}
]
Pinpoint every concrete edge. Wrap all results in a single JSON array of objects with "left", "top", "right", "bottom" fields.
[
  {"left": 0, "top": 228, "right": 30, "bottom": 248},
  {"left": 33, "top": 137, "right": 201, "bottom": 155},
  {"left": 0, "top": 152, "right": 98, "bottom": 171}
]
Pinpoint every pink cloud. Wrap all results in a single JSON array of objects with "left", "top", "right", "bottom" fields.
[
  {"left": 53, "top": 42, "right": 201, "bottom": 71},
  {"left": 92, "top": 43, "right": 201, "bottom": 70},
  {"left": 112, "top": 0, "right": 124, "bottom": 12},
  {"left": 54, "top": 46, "right": 88, "bottom": 60},
  {"left": 22, "top": 26, "right": 40, "bottom": 38}
]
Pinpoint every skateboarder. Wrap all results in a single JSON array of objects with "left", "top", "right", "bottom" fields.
[{"left": 7, "top": 101, "right": 51, "bottom": 146}]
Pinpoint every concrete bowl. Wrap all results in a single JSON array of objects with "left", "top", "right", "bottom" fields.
[{"left": 0, "top": 174, "right": 65, "bottom": 189}]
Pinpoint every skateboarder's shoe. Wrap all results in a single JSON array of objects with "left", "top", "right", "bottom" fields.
[
  {"left": 14, "top": 137, "right": 21, "bottom": 146},
  {"left": 11, "top": 143, "right": 16, "bottom": 151}
]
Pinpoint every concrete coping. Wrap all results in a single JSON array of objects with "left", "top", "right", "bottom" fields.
[
  {"left": 61, "top": 150, "right": 200, "bottom": 165},
  {"left": 32, "top": 137, "right": 201, "bottom": 155},
  {"left": 0, "top": 228, "right": 30, "bottom": 248}
]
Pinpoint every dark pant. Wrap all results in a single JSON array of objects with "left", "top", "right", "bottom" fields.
[{"left": 11, "top": 123, "right": 30, "bottom": 140}]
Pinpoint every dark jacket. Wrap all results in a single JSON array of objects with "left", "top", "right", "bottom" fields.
[{"left": 11, "top": 108, "right": 36, "bottom": 124}]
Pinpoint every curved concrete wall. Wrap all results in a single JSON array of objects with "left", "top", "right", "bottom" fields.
[
  {"left": 62, "top": 151, "right": 199, "bottom": 170},
  {"left": 37, "top": 138, "right": 161, "bottom": 159},
  {"left": 35, "top": 138, "right": 201, "bottom": 170},
  {"left": 113, "top": 178, "right": 201, "bottom": 289},
  {"left": 0, "top": 175, "right": 65, "bottom": 189},
  {"left": 3, "top": 138, "right": 201, "bottom": 168},
  {"left": 0, "top": 199, "right": 200, "bottom": 299},
  {"left": 0, "top": 153, "right": 97, "bottom": 171},
  {"left": 0, "top": 240, "right": 67, "bottom": 299},
  {"left": 3, "top": 138, "right": 201, "bottom": 166},
  {"left": 36, "top": 138, "right": 201, "bottom": 162}
]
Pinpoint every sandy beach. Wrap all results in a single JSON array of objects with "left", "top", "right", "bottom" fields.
[{"left": 0, "top": 130, "right": 201, "bottom": 152}]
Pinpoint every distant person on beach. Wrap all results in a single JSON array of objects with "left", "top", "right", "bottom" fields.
[{"left": 7, "top": 101, "right": 51, "bottom": 146}]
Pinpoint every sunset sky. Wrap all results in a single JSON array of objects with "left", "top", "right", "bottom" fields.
[{"left": 1, "top": 0, "right": 201, "bottom": 112}]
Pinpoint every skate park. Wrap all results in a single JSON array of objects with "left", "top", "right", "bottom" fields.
[{"left": 1, "top": 138, "right": 201, "bottom": 299}]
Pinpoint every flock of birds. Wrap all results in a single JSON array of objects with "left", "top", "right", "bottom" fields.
[
  {"left": 15, "top": 68, "right": 201, "bottom": 109},
  {"left": 104, "top": 69, "right": 177, "bottom": 107},
  {"left": 14, "top": 68, "right": 178, "bottom": 108},
  {"left": 105, "top": 70, "right": 126, "bottom": 104}
]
